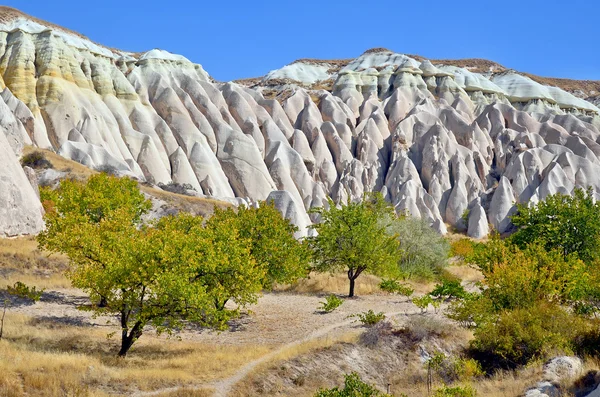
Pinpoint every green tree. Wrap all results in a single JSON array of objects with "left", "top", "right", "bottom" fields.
[
  {"left": 39, "top": 173, "right": 151, "bottom": 307},
  {"left": 207, "top": 203, "right": 310, "bottom": 289},
  {"left": 190, "top": 212, "right": 263, "bottom": 312},
  {"left": 314, "top": 372, "right": 392, "bottom": 397},
  {"left": 387, "top": 217, "right": 449, "bottom": 279},
  {"left": 510, "top": 188, "right": 600, "bottom": 263},
  {"left": 38, "top": 175, "right": 237, "bottom": 357},
  {"left": 308, "top": 194, "right": 400, "bottom": 297}
]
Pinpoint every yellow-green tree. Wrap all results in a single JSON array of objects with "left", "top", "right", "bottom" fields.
[
  {"left": 38, "top": 175, "right": 250, "bottom": 356},
  {"left": 308, "top": 193, "right": 400, "bottom": 297},
  {"left": 206, "top": 203, "right": 311, "bottom": 290}
]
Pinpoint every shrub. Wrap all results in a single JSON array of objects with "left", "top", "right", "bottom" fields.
[
  {"left": 349, "top": 310, "right": 386, "bottom": 326},
  {"left": 1, "top": 281, "right": 44, "bottom": 339},
  {"left": 446, "top": 293, "right": 491, "bottom": 328},
  {"left": 400, "top": 316, "right": 453, "bottom": 344},
  {"left": 96, "top": 164, "right": 119, "bottom": 176},
  {"left": 6, "top": 281, "right": 43, "bottom": 301},
  {"left": 359, "top": 321, "right": 394, "bottom": 347},
  {"left": 412, "top": 295, "right": 433, "bottom": 313},
  {"left": 318, "top": 294, "right": 344, "bottom": 313},
  {"left": 379, "top": 279, "right": 414, "bottom": 297},
  {"left": 450, "top": 238, "right": 476, "bottom": 260},
  {"left": 469, "top": 302, "right": 590, "bottom": 370},
  {"left": 387, "top": 217, "right": 450, "bottom": 279},
  {"left": 467, "top": 239, "right": 578, "bottom": 311},
  {"left": 158, "top": 181, "right": 197, "bottom": 196},
  {"left": 314, "top": 372, "right": 392, "bottom": 397},
  {"left": 21, "top": 151, "right": 52, "bottom": 169},
  {"left": 432, "top": 385, "right": 477, "bottom": 397},
  {"left": 510, "top": 187, "right": 600, "bottom": 264},
  {"left": 429, "top": 279, "right": 467, "bottom": 300},
  {"left": 430, "top": 354, "right": 484, "bottom": 384}
]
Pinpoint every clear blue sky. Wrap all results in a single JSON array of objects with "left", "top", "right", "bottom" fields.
[{"left": 5, "top": 0, "right": 599, "bottom": 82}]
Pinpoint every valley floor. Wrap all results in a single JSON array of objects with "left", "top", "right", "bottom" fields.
[{"left": 0, "top": 237, "right": 559, "bottom": 397}]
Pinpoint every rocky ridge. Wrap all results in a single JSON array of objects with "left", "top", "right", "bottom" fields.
[{"left": 1, "top": 7, "right": 600, "bottom": 237}]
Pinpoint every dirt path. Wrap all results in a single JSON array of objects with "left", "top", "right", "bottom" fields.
[
  {"left": 7, "top": 287, "right": 424, "bottom": 397},
  {"left": 132, "top": 309, "right": 409, "bottom": 397}
]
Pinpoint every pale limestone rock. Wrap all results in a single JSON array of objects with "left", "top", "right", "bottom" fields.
[
  {"left": 266, "top": 190, "right": 313, "bottom": 238},
  {"left": 489, "top": 176, "right": 516, "bottom": 233},
  {"left": 467, "top": 200, "right": 489, "bottom": 239}
]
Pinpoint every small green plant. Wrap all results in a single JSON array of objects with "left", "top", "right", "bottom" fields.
[
  {"left": 432, "top": 385, "right": 477, "bottom": 397},
  {"left": 7, "top": 281, "right": 44, "bottom": 301},
  {"left": 314, "top": 372, "right": 392, "bottom": 396},
  {"left": 426, "top": 352, "right": 446, "bottom": 393},
  {"left": 349, "top": 310, "right": 386, "bottom": 326},
  {"left": 461, "top": 209, "right": 470, "bottom": 225},
  {"left": 1, "top": 282, "right": 44, "bottom": 339},
  {"left": 21, "top": 151, "right": 52, "bottom": 169},
  {"left": 412, "top": 295, "right": 433, "bottom": 313},
  {"left": 318, "top": 294, "right": 344, "bottom": 313},
  {"left": 429, "top": 279, "right": 467, "bottom": 300},
  {"left": 379, "top": 279, "right": 414, "bottom": 297}
]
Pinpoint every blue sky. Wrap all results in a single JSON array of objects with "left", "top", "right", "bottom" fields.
[{"left": 5, "top": 0, "right": 599, "bottom": 82}]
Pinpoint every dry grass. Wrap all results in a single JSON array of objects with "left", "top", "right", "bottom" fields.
[
  {"left": 0, "top": 312, "right": 271, "bottom": 396},
  {"left": 445, "top": 264, "right": 484, "bottom": 284},
  {"left": 0, "top": 236, "right": 70, "bottom": 290},
  {"left": 275, "top": 272, "right": 383, "bottom": 296},
  {"left": 22, "top": 146, "right": 96, "bottom": 180},
  {"left": 230, "top": 331, "right": 360, "bottom": 397},
  {"left": 151, "top": 389, "right": 214, "bottom": 397},
  {"left": 139, "top": 185, "right": 231, "bottom": 218}
]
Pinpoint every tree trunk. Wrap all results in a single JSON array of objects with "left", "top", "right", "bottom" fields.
[
  {"left": 349, "top": 277, "right": 355, "bottom": 298},
  {"left": 347, "top": 267, "right": 365, "bottom": 298},
  {"left": 118, "top": 322, "right": 143, "bottom": 357}
]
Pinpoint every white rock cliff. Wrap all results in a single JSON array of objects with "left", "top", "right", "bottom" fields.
[{"left": 1, "top": 8, "right": 600, "bottom": 237}]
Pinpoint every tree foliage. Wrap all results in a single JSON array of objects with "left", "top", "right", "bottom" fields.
[
  {"left": 207, "top": 204, "right": 310, "bottom": 289},
  {"left": 309, "top": 194, "right": 400, "bottom": 297},
  {"left": 38, "top": 174, "right": 307, "bottom": 356},
  {"left": 510, "top": 188, "right": 600, "bottom": 263},
  {"left": 387, "top": 217, "right": 449, "bottom": 279}
]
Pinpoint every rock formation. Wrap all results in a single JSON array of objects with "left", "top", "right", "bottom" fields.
[{"left": 1, "top": 7, "right": 600, "bottom": 237}]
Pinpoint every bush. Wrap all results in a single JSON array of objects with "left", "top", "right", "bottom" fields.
[
  {"left": 96, "top": 164, "right": 119, "bottom": 176},
  {"left": 21, "top": 151, "right": 52, "bottom": 169},
  {"left": 469, "top": 302, "right": 590, "bottom": 370},
  {"left": 349, "top": 310, "right": 386, "bottom": 326},
  {"left": 412, "top": 295, "right": 433, "bottom": 313},
  {"left": 400, "top": 316, "right": 453, "bottom": 344},
  {"left": 429, "top": 279, "right": 467, "bottom": 300},
  {"left": 466, "top": 239, "right": 578, "bottom": 311},
  {"left": 314, "top": 372, "right": 392, "bottom": 397},
  {"left": 318, "top": 294, "right": 344, "bottom": 313},
  {"left": 510, "top": 188, "right": 600, "bottom": 264},
  {"left": 446, "top": 293, "right": 491, "bottom": 328},
  {"left": 450, "top": 238, "right": 476, "bottom": 260},
  {"left": 432, "top": 385, "right": 477, "bottom": 397},
  {"left": 158, "top": 181, "right": 197, "bottom": 196},
  {"left": 6, "top": 281, "right": 43, "bottom": 301},
  {"left": 379, "top": 279, "right": 414, "bottom": 297},
  {"left": 429, "top": 354, "right": 484, "bottom": 384},
  {"left": 387, "top": 217, "right": 450, "bottom": 279}
]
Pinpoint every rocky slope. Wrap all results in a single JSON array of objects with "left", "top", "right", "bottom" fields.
[{"left": 1, "top": 7, "right": 600, "bottom": 238}]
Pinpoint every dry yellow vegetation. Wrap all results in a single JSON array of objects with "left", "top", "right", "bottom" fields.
[
  {"left": 0, "top": 312, "right": 270, "bottom": 396},
  {"left": 275, "top": 272, "right": 383, "bottom": 295},
  {"left": 0, "top": 236, "right": 70, "bottom": 289}
]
